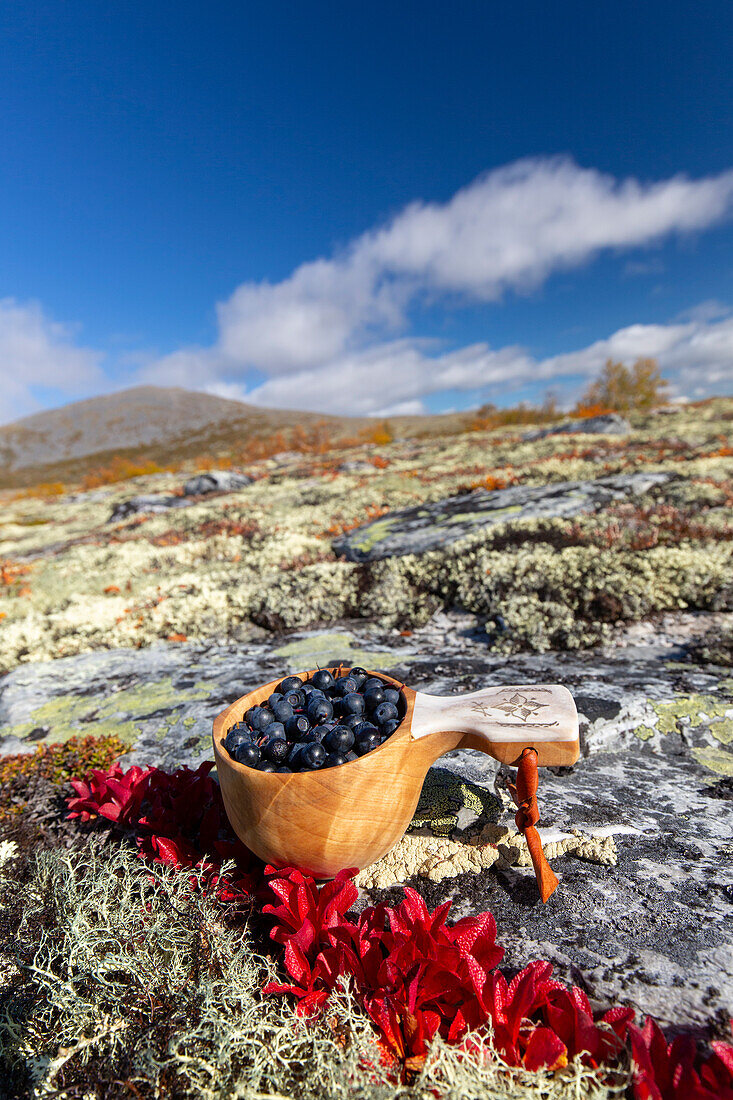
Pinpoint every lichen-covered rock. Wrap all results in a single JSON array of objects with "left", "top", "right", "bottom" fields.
[
  {"left": 1, "top": 613, "right": 731, "bottom": 1030},
  {"left": 108, "top": 494, "right": 191, "bottom": 521},
  {"left": 182, "top": 471, "right": 252, "bottom": 495},
  {"left": 332, "top": 472, "right": 673, "bottom": 562},
  {"left": 523, "top": 413, "right": 632, "bottom": 441},
  {"left": 1, "top": 400, "right": 731, "bottom": 671}
]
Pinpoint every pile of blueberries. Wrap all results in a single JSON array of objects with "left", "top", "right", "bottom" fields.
[{"left": 223, "top": 667, "right": 405, "bottom": 772}]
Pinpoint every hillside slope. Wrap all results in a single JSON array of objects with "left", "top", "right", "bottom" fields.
[
  {"left": 0, "top": 386, "right": 349, "bottom": 473},
  {"left": 0, "top": 385, "right": 482, "bottom": 489}
]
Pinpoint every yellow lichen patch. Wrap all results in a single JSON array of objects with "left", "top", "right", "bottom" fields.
[
  {"left": 4, "top": 676, "right": 211, "bottom": 748},
  {"left": 273, "top": 633, "right": 402, "bottom": 671},
  {"left": 691, "top": 745, "right": 733, "bottom": 775},
  {"left": 651, "top": 695, "right": 733, "bottom": 735},
  {"left": 709, "top": 717, "right": 733, "bottom": 744}
]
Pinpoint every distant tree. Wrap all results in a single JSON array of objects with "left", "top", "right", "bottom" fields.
[
  {"left": 576, "top": 358, "right": 669, "bottom": 415},
  {"left": 370, "top": 421, "right": 394, "bottom": 445}
]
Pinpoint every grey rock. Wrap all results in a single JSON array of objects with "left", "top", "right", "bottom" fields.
[
  {"left": 523, "top": 413, "right": 632, "bottom": 441},
  {"left": 1, "top": 612, "right": 731, "bottom": 1030},
  {"left": 333, "top": 471, "right": 673, "bottom": 562},
  {"left": 337, "top": 460, "right": 373, "bottom": 473},
  {"left": 108, "top": 494, "right": 191, "bottom": 522},
  {"left": 183, "top": 471, "right": 252, "bottom": 495}
]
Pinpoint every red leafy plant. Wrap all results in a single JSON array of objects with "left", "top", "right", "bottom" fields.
[
  {"left": 67, "top": 760, "right": 258, "bottom": 901},
  {"left": 67, "top": 763, "right": 733, "bottom": 1094},
  {"left": 629, "top": 1017, "right": 733, "bottom": 1100},
  {"left": 262, "top": 870, "right": 631, "bottom": 1075}
]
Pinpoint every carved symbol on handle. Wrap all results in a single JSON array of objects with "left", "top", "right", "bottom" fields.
[{"left": 470, "top": 691, "right": 558, "bottom": 727}]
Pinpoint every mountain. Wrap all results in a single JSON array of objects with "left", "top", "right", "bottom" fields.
[{"left": 0, "top": 386, "right": 368, "bottom": 488}]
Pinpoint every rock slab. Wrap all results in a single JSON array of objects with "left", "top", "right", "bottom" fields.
[
  {"left": 333, "top": 471, "right": 673, "bottom": 562},
  {"left": 523, "top": 413, "right": 632, "bottom": 441}
]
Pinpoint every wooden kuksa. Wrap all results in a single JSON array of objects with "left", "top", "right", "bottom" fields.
[{"left": 212, "top": 668, "right": 579, "bottom": 900}]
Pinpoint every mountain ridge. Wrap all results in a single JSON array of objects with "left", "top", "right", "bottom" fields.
[{"left": 0, "top": 385, "right": 366, "bottom": 486}]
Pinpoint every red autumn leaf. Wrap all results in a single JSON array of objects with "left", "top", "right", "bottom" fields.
[{"left": 522, "top": 1026, "right": 568, "bottom": 1072}]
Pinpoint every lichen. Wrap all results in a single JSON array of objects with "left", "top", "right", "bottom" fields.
[
  {"left": 4, "top": 675, "right": 210, "bottom": 746},
  {"left": 690, "top": 745, "right": 733, "bottom": 775},
  {"left": 1, "top": 399, "right": 731, "bottom": 671},
  {"left": 354, "top": 826, "right": 618, "bottom": 891}
]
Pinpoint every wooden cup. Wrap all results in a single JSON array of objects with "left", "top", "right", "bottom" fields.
[{"left": 212, "top": 667, "right": 579, "bottom": 879}]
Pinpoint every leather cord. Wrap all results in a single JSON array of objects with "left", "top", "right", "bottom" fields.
[{"left": 508, "top": 747, "right": 559, "bottom": 903}]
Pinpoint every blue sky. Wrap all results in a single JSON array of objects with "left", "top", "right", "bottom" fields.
[{"left": 1, "top": 1, "right": 732, "bottom": 423}]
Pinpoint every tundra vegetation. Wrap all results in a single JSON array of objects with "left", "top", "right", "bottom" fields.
[
  {"left": 1, "top": 389, "right": 733, "bottom": 1099},
  {"left": 1, "top": 397, "right": 731, "bottom": 674}
]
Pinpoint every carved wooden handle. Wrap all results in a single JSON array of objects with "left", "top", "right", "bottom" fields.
[
  {"left": 409, "top": 683, "right": 579, "bottom": 767},
  {"left": 410, "top": 683, "right": 578, "bottom": 744}
]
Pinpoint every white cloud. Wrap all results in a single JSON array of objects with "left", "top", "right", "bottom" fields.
[
  {"left": 239, "top": 315, "right": 733, "bottom": 416},
  {"left": 3, "top": 158, "right": 733, "bottom": 425},
  {"left": 139, "top": 156, "right": 733, "bottom": 406},
  {"left": 359, "top": 158, "right": 733, "bottom": 298},
  {"left": 0, "top": 299, "right": 103, "bottom": 425}
]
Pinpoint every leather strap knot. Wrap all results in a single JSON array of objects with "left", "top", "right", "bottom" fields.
[
  {"left": 508, "top": 747, "right": 559, "bottom": 904},
  {"left": 514, "top": 797, "right": 539, "bottom": 833}
]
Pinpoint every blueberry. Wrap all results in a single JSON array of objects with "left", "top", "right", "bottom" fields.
[
  {"left": 324, "top": 725, "right": 355, "bottom": 754},
  {"left": 381, "top": 718, "right": 400, "bottom": 737},
  {"left": 364, "top": 677, "right": 384, "bottom": 693},
  {"left": 274, "top": 765, "right": 291, "bottom": 773},
  {"left": 354, "top": 721, "right": 379, "bottom": 739},
  {"left": 350, "top": 666, "right": 368, "bottom": 679},
  {"left": 306, "top": 723, "right": 331, "bottom": 743},
  {"left": 311, "top": 669, "right": 335, "bottom": 691},
  {"left": 374, "top": 701, "right": 398, "bottom": 725},
  {"left": 307, "top": 696, "right": 333, "bottom": 724},
  {"left": 355, "top": 733, "right": 380, "bottom": 756},
  {"left": 383, "top": 688, "right": 400, "bottom": 707},
  {"left": 323, "top": 752, "right": 348, "bottom": 768},
  {"left": 257, "top": 761, "right": 278, "bottom": 772},
  {"left": 283, "top": 689, "right": 304, "bottom": 710},
  {"left": 267, "top": 692, "right": 283, "bottom": 707},
  {"left": 341, "top": 692, "right": 365, "bottom": 716},
  {"left": 262, "top": 721, "right": 286, "bottom": 740},
  {"left": 270, "top": 699, "right": 294, "bottom": 723},
  {"left": 287, "top": 742, "right": 306, "bottom": 766},
  {"left": 300, "top": 742, "right": 326, "bottom": 769},
  {"left": 263, "top": 737, "right": 289, "bottom": 763},
  {"left": 285, "top": 714, "right": 310, "bottom": 740},
  {"left": 334, "top": 675, "right": 358, "bottom": 697},
  {"left": 233, "top": 742, "right": 260, "bottom": 767},
  {"left": 364, "top": 687, "right": 384, "bottom": 712},
  {"left": 225, "top": 723, "right": 251, "bottom": 750},
  {"left": 251, "top": 707, "right": 275, "bottom": 732},
  {"left": 279, "top": 675, "right": 304, "bottom": 694},
  {"left": 343, "top": 713, "right": 363, "bottom": 730},
  {"left": 245, "top": 705, "right": 263, "bottom": 726}
]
